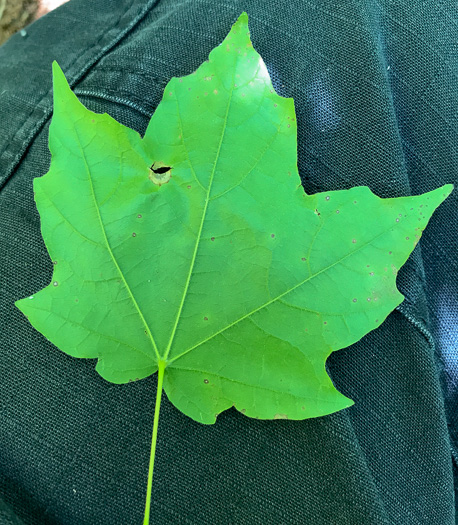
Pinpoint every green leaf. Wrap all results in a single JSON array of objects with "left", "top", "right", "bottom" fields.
[{"left": 16, "top": 12, "right": 452, "bottom": 426}]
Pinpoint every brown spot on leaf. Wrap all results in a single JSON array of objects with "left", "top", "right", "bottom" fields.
[{"left": 274, "top": 413, "right": 289, "bottom": 420}]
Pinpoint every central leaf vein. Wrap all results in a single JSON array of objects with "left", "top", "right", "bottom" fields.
[{"left": 162, "top": 66, "right": 237, "bottom": 362}]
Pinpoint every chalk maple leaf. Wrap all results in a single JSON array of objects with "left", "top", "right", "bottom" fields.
[{"left": 15, "top": 11, "right": 452, "bottom": 424}]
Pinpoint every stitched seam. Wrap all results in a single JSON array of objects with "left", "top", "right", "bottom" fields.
[{"left": 73, "top": 88, "right": 153, "bottom": 117}]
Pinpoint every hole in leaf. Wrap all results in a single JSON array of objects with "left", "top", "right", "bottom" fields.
[
  {"left": 151, "top": 164, "right": 171, "bottom": 175},
  {"left": 149, "top": 162, "right": 172, "bottom": 186}
]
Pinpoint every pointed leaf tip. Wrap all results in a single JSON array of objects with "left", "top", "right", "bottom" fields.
[
  {"left": 51, "top": 60, "right": 72, "bottom": 106},
  {"left": 50, "top": 60, "right": 89, "bottom": 127},
  {"left": 425, "top": 183, "right": 454, "bottom": 207},
  {"left": 52, "top": 60, "right": 66, "bottom": 86},
  {"left": 230, "top": 11, "right": 249, "bottom": 34},
  {"left": 237, "top": 11, "right": 249, "bottom": 23},
  {"left": 443, "top": 183, "right": 454, "bottom": 197}
]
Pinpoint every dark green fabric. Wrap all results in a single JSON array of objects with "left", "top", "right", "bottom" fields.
[{"left": 0, "top": 0, "right": 456, "bottom": 523}]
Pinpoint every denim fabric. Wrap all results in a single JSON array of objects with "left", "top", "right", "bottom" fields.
[{"left": 0, "top": 0, "right": 456, "bottom": 523}]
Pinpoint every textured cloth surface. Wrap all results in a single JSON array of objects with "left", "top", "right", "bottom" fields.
[{"left": 0, "top": 0, "right": 457, "bottom": 524}]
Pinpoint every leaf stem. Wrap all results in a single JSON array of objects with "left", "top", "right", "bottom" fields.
[{"left": 143, "top": 360, "right": 166, "bottom": 525}]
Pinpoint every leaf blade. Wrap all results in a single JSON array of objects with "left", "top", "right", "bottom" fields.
[
  {"left": 17, "top": 61, "right": 162, "bottom": 382},
  {"left": 15, "top": 12, "right": 453, "bottom": 423}
]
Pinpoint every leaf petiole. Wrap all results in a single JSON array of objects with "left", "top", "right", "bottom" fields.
[{"left": 143, "top": 359, "right": 166, "bottom": 525}]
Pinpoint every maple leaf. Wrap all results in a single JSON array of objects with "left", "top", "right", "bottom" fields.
[
  {"left": 15, "top": 12, "right": 452, "bottom": 521},
  {"left": 15, "top": 10, "right": 452, "bottom": 422}
]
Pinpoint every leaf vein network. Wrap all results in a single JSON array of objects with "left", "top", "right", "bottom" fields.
[
  {"left": 72, "top": 126, "right": 161, "bottom": 361},
  {"left": 167, "top": 226, "right": 393, "bottom": 364}
]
